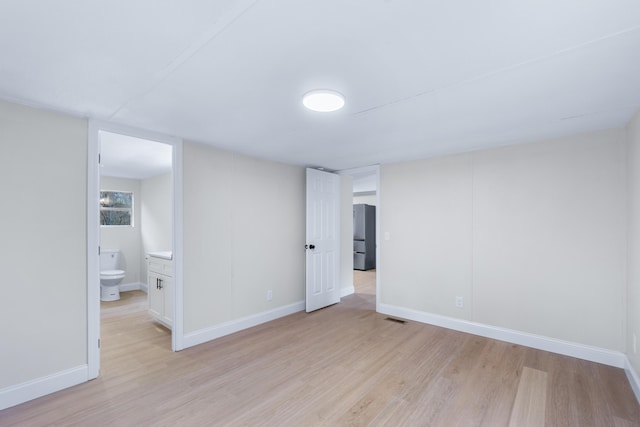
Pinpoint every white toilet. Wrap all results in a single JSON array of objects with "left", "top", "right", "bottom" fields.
[{"left": 100, "top": 249, "right": 126, "bottom": 301}]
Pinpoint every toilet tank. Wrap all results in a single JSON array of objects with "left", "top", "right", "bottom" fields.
[{"left": 100, "top": 249, "right": 120, "bottom": 270}]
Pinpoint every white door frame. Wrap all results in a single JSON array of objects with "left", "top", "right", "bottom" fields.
[
  {"left": 87, "top": 120, "right": 184, "bottom": 380},
  {"left": 337, "top": 164, "right": 381, "bottom": 312}
]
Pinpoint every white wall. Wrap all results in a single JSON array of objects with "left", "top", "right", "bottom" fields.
[
  {"left": 380, "top": 129, "right": 626, "bottom": 351},
  {"left": 0, "top": 101, "right": 87, "bottom": 389},
  {"left": 627, "top": 110, "right": 640, "bottom": 372},
  {"left": 100, "top": 176, "right": 142, "bottom": 285},
  {"left": 183, "top": 142, "right": 305, "bottom": 334},
  {"left": 381, "top": 154, "right": 473, "bottom": 319},
  {"left": 140, "top": 172, "right": 172, "bottom": 280},
  {"left": 341, "top": 175, "right": 354, "bottom": 294},
  {"left": 353, "top": 193, "right": 377, "bottom": 206}
]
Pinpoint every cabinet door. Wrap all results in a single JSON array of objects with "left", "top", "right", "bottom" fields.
[
  {"left": 161, "top": 276, "right": 173, "bottom": 326},
  {"left": 148, "top": 272, "right": 163, "bottom": 320}
]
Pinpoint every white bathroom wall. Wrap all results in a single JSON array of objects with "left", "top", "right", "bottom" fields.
[
  {"left": 380, "top": 129, "right": 626, "bottom": 352},
  {"left": 0, "top": 101, "right": 87, "bottom": 393},
  {"left": 341, "top": 174, "right": 354, "bottom": 295},
  {"left": 182, "top": 142, "right": 305, "bottom": 336},
  {"left": 140, "top": 172, "right": 172, "bottom": 281},
  {"left": 99, "top": 176, "right": 142, "bottom": 286}
]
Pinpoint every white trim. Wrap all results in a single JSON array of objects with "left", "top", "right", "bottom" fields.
[
  {"left": 341, "top": 286, "right": 355, "bottom": 298},
  {"left": 374, "top": 166, "right": 381, "bottom": 313},
  {"left": 379, "top": 303, "right": 626, "bottom": 368},
  {"left": 183, "top": 301, "right": 305, "bottom": 349},
  {"left": 0, "top": 365, "right": 88, "bottom": 410},
  {"left": 91, "top": 120, "right": 183, "bottom": 147},
  {"left": 626, "top": 357, "right": 640, "bottom": 404},
  {"left": 338, "top": 165, "right": 379, "bottom": 177},
  {"left": 172, "top": 140, "right": 184, "bottom": 351},
  {"left": 87, "top": 121, "right": 100, "bottom": 380}
]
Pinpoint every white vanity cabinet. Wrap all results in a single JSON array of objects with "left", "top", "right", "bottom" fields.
[{"left": 147, "top": 252, "right": 173, "bottom": 328}]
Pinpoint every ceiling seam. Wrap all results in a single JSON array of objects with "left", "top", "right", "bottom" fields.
[
  {"left": 353, "top": 24, "right": 640, "bottom": 117},
  {"left": 107, "top": 0, "right": 261, "bottom": 121}
]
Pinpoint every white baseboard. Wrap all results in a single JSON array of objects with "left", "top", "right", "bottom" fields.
[
  {"left": 378, "top": 303, "right": 626, "bottom": 369},
  {"left": 3, "top": 305, "right": 635, "bottom": 411},
  {"left": 341, "top": 286, "right": 355, "bottom": 298},
  {"left": 183, "top": 301, "right": 305, "bottom": 349},
  {"left": 0, "top": 365, "right": 88, "bottom": 411},
  {"left": 626, "top": 357, "right": 640, "bottom": 404},
  {"left": 119, "top": 282, "right": 146, "bottom": 293}
]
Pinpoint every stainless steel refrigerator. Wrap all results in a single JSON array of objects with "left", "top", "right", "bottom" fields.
[{"left": 353, "top": 204, "right": 376, "bottom": 270}]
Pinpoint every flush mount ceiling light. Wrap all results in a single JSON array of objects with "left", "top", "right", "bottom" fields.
[{"left": 302, "top": 89, "right": 345, "bottom": 112}]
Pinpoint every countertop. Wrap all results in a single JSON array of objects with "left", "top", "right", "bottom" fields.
[{"left": 147, "top": 251, "right": 173, "bottom": 260}]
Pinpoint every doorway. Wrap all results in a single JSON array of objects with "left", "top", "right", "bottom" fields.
[
  {"left": 339, "top": 165, "right": 380, "bottom": 309},
  {"left": 87, "top": 120, "right": 184, "bottom": 380},
  {"left": 100, "top": 131, "right": 173, "bottom": 344}
]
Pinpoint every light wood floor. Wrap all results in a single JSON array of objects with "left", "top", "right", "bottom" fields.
[
  {"left": 2, "top": 273, "right": 639, "bottom": 426},
  {"left": 354, "top": 268, "right": 376, "bottom": 295}
]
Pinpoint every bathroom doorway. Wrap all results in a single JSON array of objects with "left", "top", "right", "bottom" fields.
[{"left": 87, "top": 121, "right": 184, "bottom": 380}]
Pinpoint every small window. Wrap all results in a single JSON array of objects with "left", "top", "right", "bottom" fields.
[{"left": 100, "top": 191, "right": 133, "bottom": 226}]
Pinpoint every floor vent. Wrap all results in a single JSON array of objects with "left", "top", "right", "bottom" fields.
[{"left": 385, "top": 317, "right": 407, "bottom": 324}]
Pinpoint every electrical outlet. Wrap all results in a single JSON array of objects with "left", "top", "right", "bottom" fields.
[
  {"left": 267, "top": 290, "right": 273, "bottom": 301},
  {"left": 384, "top": 232, "right": 391, "bottom": 241},
  {"left": 455, "top": 296, "right": 464, "bottom": 308}
]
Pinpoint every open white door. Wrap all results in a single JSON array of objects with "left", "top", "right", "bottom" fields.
[{"left": 306, "top": 168, "right": 341, "bottom": 312}]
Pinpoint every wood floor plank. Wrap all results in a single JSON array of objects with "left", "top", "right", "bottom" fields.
[
  {"left": 335, "top": 370, "right": 408, "bottom": 426},
  {"left": 1, "top": 277, "right": 639, "bottom": 426},
  {"left": 596, "top": 363, "right": 640, "bottom": 424},
  {"left": 508, "top": 367, "right": 547, "bottom": 427}
]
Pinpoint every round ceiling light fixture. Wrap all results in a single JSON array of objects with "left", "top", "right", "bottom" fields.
[{"left": 302, "top": 89, "right": 345, "bottom": 112}]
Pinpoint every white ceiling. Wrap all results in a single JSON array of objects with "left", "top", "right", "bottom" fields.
[
  {"left": 1, "top": 1, "right": 640, "bottom": 171},
  {"left": 100, "top": 131, "right": 172, "bottom": 180}
]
